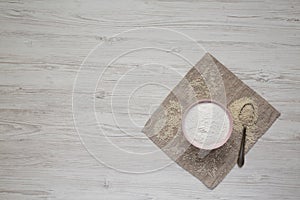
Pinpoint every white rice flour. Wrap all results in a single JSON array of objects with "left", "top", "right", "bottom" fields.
[{"left": 183, "top": 102, "right": 231, "bottom": 149}]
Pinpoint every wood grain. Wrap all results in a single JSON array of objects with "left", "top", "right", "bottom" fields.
[{"left": 0, "top": 0, "right": 299, "bottom": 199}]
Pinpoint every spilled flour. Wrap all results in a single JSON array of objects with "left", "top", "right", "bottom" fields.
[{"left": 183, "top": 102, "right": 231, "bottom": 150}]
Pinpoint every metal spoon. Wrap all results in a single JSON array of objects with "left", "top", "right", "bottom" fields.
[
  {"left": 237, "top": 103, "right": 256, "bottom": 168},
  {"left": 237, "top": 126, "right": 246, "bottom": 167}
]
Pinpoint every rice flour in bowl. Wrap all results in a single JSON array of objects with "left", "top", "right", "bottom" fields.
[{"left": 182, "top": 100, "right": 233, "bottom": 150}]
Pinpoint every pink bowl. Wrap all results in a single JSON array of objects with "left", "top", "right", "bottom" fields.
[{"left": 181, "top": 99, "right": 233, "bottom": 150}]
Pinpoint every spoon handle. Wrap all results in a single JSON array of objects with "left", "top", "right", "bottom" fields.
[{"left": 237, "top": 126, "right": 247, "bottom": 168}]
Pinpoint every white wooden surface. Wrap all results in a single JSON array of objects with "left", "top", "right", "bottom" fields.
[{"left": 0, "top": 0, "right": 300, "bottom": 199}]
